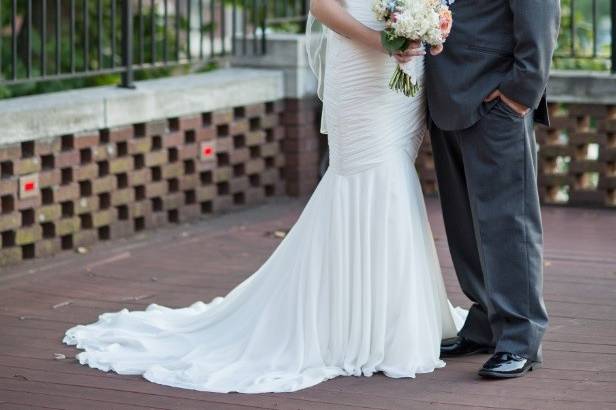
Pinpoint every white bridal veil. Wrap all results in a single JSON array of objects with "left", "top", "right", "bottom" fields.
[{"left": 305, "top": 11, "right": 329, "bottom": 134}]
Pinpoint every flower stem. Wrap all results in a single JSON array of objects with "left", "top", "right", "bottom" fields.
[{"left": 389, "top": 65, "right": 420, "bottom": 97}]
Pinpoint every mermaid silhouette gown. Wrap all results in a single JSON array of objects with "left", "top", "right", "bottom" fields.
[{"left": 63, "top": 0, "right": 467, "bottom": 393}]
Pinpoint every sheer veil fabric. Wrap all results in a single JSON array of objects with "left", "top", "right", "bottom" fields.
[
  {"left": 306, "top": 12, "right": 329, "bottom": 133},
  {"left": 63, "top": 0, "right": 467, "bottom": 394}
]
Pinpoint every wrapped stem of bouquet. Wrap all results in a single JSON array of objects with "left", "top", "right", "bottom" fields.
[{"left": 373, "top": 0, "right": 453, "bottom": 97}]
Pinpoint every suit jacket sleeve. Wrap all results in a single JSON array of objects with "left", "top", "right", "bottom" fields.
[{"left": 498, "top": 0, "right": 561, "bottom": 110}]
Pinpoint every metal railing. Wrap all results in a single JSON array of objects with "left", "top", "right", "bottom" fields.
[
  {"left": 267, "top": 0, "right": 307, "bottom": 29},
  {"left": 2, "top": 0, "right": 615, "bottom": 92},
  {"left": 268, "top": 0, "right": 616, "bottom": 72},
  {"left": 0, "top": 0, "right": 269, "bottom": 88},
  {"left": 551, "top": 0, "right": 616, "bottom": 71}
]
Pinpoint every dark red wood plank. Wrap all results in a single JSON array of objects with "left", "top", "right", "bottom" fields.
[{"left": 0, "top": 198, "right": 615, "bottom": 409}]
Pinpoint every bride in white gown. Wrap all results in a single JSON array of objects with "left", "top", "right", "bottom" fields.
[{"left": 63, "top": 0, "right": 466, "bottom": 393}]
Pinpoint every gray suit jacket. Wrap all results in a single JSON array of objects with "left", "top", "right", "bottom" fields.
[{"left": 425, "top": 0, "right": 561, "bottom": 131}]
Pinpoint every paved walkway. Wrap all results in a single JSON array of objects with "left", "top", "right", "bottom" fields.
[{"left": 0, "top": 197, "right": 615, "bottom": 410}]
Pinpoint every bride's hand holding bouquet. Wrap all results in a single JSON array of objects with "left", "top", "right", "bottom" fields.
[{"left": 372, "top": 0, "right": 453, "bottom": 96}]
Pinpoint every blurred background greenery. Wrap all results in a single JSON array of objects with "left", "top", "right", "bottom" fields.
[
  {"left": 0, "top": 0, "right": 613, "bottom": 99},
  {"left": 554, "top": 0, "right": 612, "bottom": 71},
  {"left": 0, "top": 0, "right": 212, "bottom": 99}
]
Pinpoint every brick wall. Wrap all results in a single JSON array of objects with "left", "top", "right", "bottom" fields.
[
  {"left": 2, "top": 95, "right": 614, "bottom": 266},
  {"left": 0, "top": 101, "right": 292, "bottom": 266},
  {"left": 415, "top": 102, "right": 616, "bottom": 208},
  {"left": 537, "top": 103, "right": 616, "bottom": 207},
  {"left": 281, "top": 97, "right": 326, "bottom": 197},
  {"left": 416, "top": 133, "right": 437, "bottom": 196}
]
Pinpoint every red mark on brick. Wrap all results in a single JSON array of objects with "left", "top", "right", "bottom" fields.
[
  {"left": 199, "top": 142, "right": 216, "bottom": 162},
  {"left": 24, "top": 181, "right": 36, "bottom": 191},
  {"left": 19, "top": 174, "right": 39, "bottom": 199}
]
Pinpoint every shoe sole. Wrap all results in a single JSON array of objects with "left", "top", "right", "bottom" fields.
[
  {"left": 478, "top": 362, "right": 541, "bottom": 379},
  {"left": 440, "top": 346, "right": 494, "bottom": 358}
]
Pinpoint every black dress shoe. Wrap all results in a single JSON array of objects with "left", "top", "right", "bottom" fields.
[
  {"left": 440, "top": 337, "right": 493, "bottom": 358},
  {"left": 478, "top": 352, "right": 540, "bottom": 379}
]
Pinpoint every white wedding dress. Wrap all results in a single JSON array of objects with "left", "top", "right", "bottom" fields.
[{"left": 63, "top": 0, "right": 466, "bottom": 394}]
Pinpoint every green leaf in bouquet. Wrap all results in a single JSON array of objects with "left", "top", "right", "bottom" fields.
[{"left": 380, "top": 31, "right": 409, "bottom": 54}]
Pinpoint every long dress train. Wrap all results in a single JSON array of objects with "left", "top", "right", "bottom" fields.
[{"left": 63, "top": 0, "right": 466, "bottom": 394}]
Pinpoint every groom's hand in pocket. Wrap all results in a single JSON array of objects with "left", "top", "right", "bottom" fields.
[
  {"left": 485, "top": 90, "right": 530, "bottom": 117},
  {"left": 393, "top": 40, "right": 425, "bottom": 64}
]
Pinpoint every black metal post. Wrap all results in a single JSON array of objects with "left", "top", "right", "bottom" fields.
[
  {"left": 111, "top": 0, "right": 116, "bottom": 68},
  {"left": 0, "top": 3, "right": 2, "bottom": 77},
  {"left": 175, "top": 0, "right": 180, "bottom": 60},
  {"left": 12, "top": 0, "right": 17, "bottom": 80},
  {"left": 27, "top": 0, "right": 32, "bottom": 78},
  {"left": 301, "top": 0, "right": 309, "bottom": 30},
  {"left": 120, "top": 0, "right": 135, "bottom": 88},
  {"left": 70, "top": 0, "right": 75, "bottom": 73},
  {"left": 151, "top": 0, "right": 156, "bottom": 64},
  {"left": 252, "top": 0, "right": 257, "bottom": 54},
  {"left": 570, "top": 0, "right": 575, "bottom": 58},
  {"left": 211, "top": 0, "right": 216, "bottom": 58},
  {"left": 41, "top": 0, "right": 47, "bottom": 77},
  {"left": 612, "top": 0, "right": 616, "bottom": 72},
  {"left": 56, "top": 0, "right": 61, "bottom": 75},
  {"left": 221, "top": 0, "right": 226, "bottom": 55},
  {"left": 98, "top": 0, "right": 103, "bottom": 69},
  {"left": 83, "top": 0, "right": 89, "bottom": 72},
  {"left": 261, "top": 0, "right": 267, "bottom": 54},
  {"left": 231, "top": 0, "right": 236, "bottom": 55},
  {"left": 164, "top": 0, "right": 169, "bottom": 62},
  {"left": 199, "top": 0, "right": 205, "bottom": 58},
  {"left": 187, "top": 0, "right": 191, "bottom": 61},
  {"left": 139, "top": 0, "right": 144, "bottom": 65}
]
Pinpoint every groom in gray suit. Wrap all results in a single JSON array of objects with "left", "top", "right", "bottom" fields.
[{"left": 408, "top": 0, "right": 560, "bottom": 378}]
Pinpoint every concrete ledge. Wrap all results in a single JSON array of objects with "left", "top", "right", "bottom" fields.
[
  {"left": 548, "top": 70, "right": 616, "bottom": 104},
  {"left": 0, "top": 68, "right": 284, "bottom": 146},
  {"left": 231, "top": 35, "right": 616, "bottom": 105},
  {"left": 232, "top": 33, "right": 318, "bottom": 99}
]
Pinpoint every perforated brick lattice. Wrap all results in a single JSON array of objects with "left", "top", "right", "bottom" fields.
[
  {"left": 0, "top": 102, "right": 287, "bottom": 265},
  {"left": 2, "top": 99, "right": 613, "bottom": 266},
  {"left": 537, "top": 103, "right": 616, "bottom": 207},
  {"left": 415, "top": 103, "right": 616, "bottom": 208}
]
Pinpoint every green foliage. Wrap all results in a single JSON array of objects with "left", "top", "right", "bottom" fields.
[
  {"left": 266, "top": 0, "right": 306, "bottom": 34},
  {"left": 1, "top": 0, "right": 614, "bottom": 100},
  {"left": 268, "top": 0, "right": 614, "bottom": 71},
  {"left": 269, "top": 22, "right": 303, "bottom": 34},
  {"left": 552, "top": 0, "right": 612, "bottom": 71},
  {"left": 0, "top": 0, "right": 212, "bottom": 99},
  {"left": 380, "top": 30, "right": 409, "bottom": 55}
]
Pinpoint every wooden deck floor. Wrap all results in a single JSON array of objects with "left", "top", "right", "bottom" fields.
[{"left": 0, "top": 197, "right": 615, "bottom": 410}]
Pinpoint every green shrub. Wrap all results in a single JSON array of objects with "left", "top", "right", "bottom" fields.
[{"left": 0, "top": 0, "right": 215, "bottom": 99}]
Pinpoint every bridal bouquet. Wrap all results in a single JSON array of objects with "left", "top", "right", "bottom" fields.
[{"left": 372, "top": 0, "right": 453, "bottom": 96}]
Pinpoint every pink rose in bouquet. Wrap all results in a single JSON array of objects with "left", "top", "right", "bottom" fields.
[{"left": 439, "top": 8, "right": 453, "bottom": 39}]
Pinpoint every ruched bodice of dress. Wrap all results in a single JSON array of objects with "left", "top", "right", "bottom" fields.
[
  {"left": 346, "top": 0, "right": 386, "bottom": 29},
  {"left": 323, "top": 0, "right": 426, "bottom": 176}
]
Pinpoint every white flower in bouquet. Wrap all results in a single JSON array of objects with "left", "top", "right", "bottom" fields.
[{"left": 372, "top": 0, "right": 453, "bottom": 96}]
